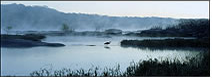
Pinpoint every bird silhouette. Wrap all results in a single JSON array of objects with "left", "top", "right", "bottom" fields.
[{"left": 104, "top": 41, "right": 111, "bottom": 45}]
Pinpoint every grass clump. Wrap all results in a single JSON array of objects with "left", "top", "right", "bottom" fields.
[
  {"left": 30, "top": 65, "right": 123, "bottom": 77},
  {"left": 30, "top": 51, "right": 209, "bottom": 77}
]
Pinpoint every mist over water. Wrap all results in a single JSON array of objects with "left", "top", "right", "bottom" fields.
[
  {"left": 1, "top": 3, "right": 209, "bottom": 76},
  {"left": 1, "top": 35, "right": 202, "bottom": 76},
  {"left": 1, "top": 3, "right": 179, "bottom": 34}
]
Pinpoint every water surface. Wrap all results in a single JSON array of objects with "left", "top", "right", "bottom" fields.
[{"left": 1, "top": 35, "right": 201, "bottom": 76}]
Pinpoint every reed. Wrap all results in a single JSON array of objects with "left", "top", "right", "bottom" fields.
[{"left": 30, "top": 51, "right": 209, "bottom": 77}]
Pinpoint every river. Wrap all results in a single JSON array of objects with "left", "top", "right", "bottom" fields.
[{"left": 1, "top": 35, "right": 202, "bottom": 76}]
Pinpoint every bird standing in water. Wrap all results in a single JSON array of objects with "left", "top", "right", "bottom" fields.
[{"left": 104, "top": 41, "right": 111, "bottom": 45}]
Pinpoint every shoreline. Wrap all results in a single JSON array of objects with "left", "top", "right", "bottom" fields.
[{"left": 1, "top": 34, "right": 65, "bottom": 48}]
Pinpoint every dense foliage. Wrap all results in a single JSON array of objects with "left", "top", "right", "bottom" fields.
[
  {"left": 137, "top": 19, "right": 209, "bottom": 38},
  {"left": 29, "top": 51, "right": 209, "bottom": 77}
]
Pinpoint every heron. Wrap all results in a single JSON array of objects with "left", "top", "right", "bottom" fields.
[{"left": 104, "top": 41, "right": 111, "bottom": 45}]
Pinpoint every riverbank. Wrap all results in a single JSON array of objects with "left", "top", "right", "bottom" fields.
[
  {"left": 120, "top": 38, "right": 209, "bottom": 48},
  {"left": 28, "top": 50, "right": 209, "bottom": 77},
  {"left": 1, "top": 34, "right": 65, "bottom": 48}
]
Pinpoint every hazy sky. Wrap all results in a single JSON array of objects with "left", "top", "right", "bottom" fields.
[{"left": 1, "top": 1, "right": 209, "bottom": 19}]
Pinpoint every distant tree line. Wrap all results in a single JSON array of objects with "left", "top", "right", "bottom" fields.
[
  {"left": 165, "top": 19, "right": 209, "bottom": 38},
  {"left": 61, "top": 23, "right": 75, "bottom": 32},
  {"left": 137, "top": 19, "right": 209, "bottom": 38}
]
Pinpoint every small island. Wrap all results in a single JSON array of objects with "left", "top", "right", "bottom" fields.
[{"left": 1, "top": 34, "right": 65, "bottom": 48}]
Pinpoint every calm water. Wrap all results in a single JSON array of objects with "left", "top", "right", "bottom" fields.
[{"left": 1, "top": 35, "right": 201, "bottom": 76}]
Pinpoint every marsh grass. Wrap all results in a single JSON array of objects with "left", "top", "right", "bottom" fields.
[
  {"left": 120, "top": 39, "right": 209, "bottom": 48},
  {"left": 30, "top": 65, "right": 123, "bottom": 77},
  {"left": 30, "top": 51, "right": 209, "bottom": 77}
]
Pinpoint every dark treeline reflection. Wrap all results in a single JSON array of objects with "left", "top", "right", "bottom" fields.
[
  {"left": 120, "top": 45, "right": 207, "bottom": 51},
  {"left": 120, "top": 38, "right": 209, "bottom": 48}
]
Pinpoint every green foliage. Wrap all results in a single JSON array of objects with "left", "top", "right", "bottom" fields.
[
  {"left": 7, "top": 26, "right": 12, "bottom": 30},
  {"left": 61, "top": 23, "right": 70, "bottom": 32},
  {"left": 61, "top": 23, "right": 75, "bottom": 32},
  {"left": 5, "top": 26, "right": 13, "bottom": 34}
]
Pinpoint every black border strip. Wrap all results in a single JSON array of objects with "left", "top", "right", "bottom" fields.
[{"left": 0, "top": 0, "right": 210, "bottom": 1}]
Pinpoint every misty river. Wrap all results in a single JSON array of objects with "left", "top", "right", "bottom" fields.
[{"left": 1, "top": 35, "right": 202, "bottom": 76}]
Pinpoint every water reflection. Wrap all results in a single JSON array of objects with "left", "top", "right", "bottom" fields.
[
  {"left": 1, "top": 36, "right": 202, "bottom": 76},
  {"left": 120, "top": 45, "right": 205, "bottom": 51},
  {"left": 104, "top": 46, "right": 111, "bottom": 49}
]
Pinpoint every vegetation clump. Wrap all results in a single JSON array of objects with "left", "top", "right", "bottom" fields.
[
  {"left": 125, "top": 51, "right": 209, "bottom": 76},
  {"left": 121, "top": 38, "right": 209, "bottom": 48},
  {"left": 4, "top": 26, "right": 13, "bottom": 34},
  {"left": 132, "top": 19, "right": 209, "bottom": 38},
  {"left": 61, "top": 23, "right": 75, "bottom": 32},
  {"left": 29, "top": 51, "right": 209, "bottom": 77}
]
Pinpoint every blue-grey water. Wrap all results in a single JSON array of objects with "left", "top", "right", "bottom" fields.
[{"left": 1, "top": 35, "right": 201, "bottom": 76}]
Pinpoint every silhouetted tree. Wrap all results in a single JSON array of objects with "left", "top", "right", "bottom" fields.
[
  {"left": 150, "top": 26, "right": 163, "bottom": 30},
  {"left": 61, "top": 23, "right": 69, "bottom": 32},
  {"left": 61, "top": 23, "right": 75, "bottom": 32},
  {"left": 5, "top": 26, "right": 13, "bottom": 34}
]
